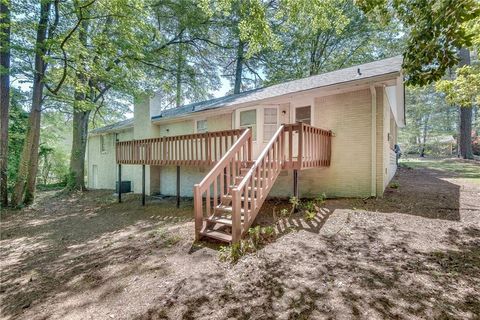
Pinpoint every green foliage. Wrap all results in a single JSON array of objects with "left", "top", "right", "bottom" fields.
[
  {"left": 264, "top": 0, "right": 403, "bottom": 84},
  {"left": 304, "top": 210, "right": 317, "bottom": 221},
  {"left": 399, "top": 85, "right": 459, "bottom": 156},
  {"left": 436, "top": 65, "right": 480, "bottom": 107},
  {"left": 315, "top": 193, "right": 326, "bottom": 205},
  {"left": 220, "top": 225, "right": 276, "bottom": 263},
  {"left": 389, "top": 181, "right": 400, "bottom": 189},
  {"left": 219, "top": 240, "right": 253, "bottom": 263},
  {"left": 302, "top": 200, "right": 316, "bottom": 212},
  {"left": 289, "top": 196, "right": 301, "bottom": 210},
  {"left": 357, "top": 0, "right": 480, "bottom": 85},
  {"left": 279, "top": 208, "right": 289, "bottom": 217},
  {"left": 6, "top": 89, "right": 28, "bottom": 195}
]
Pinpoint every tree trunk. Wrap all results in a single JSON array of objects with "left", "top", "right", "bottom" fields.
[
  {"left": 459, "top": 107, "right": 473, "bottom": 159},
  {"left": 420, "top": 115, "right": 429, "bottom": 157},
  {"left": 458, "top": 48, "right": 473, "bottom": 159},
  {"left": 69, "top": 109, "right": 91, "bottom": 190},
  {"left": 11, "top": 1, "right": 50, "bottom": 206},
  {"left": 233, "top": 40, "right": 244, "bottom": 94},
  {"left": 0, "top": 0, "right": 10, "bottom": 207},
  {"left": 175, "top": 33, "right": 183, "bottom": 107},
  {"left": 68, "top": 19, "right": 90, "bottom": 191}
]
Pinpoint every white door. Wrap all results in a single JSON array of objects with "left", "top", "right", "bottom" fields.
[
  {"left": 92, "top": 165, "right": 98, "bottom": 189},
  {"left": 236, "top": 106, "right": 280, "bottom": 159}
]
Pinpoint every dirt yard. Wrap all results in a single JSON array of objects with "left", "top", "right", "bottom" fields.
[{"left": 1, "top": 159, "right": 479, "bottom": 320}]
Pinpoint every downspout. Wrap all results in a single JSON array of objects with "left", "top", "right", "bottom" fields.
[{"left": 370, "top": 85, "right": 377, "bottom": 197}]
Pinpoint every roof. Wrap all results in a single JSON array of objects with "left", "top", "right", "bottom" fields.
[
  {"left": 152, "top": 55, "right": 403, "bottom": 120},
  {"left": 89, "top": 118, "right": 133, "bottom": 135}
]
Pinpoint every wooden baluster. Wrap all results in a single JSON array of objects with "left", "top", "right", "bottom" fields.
[
  {"left": 215, "top": 135, "right": 219, "bottom": 162},
  {"left": 195, "top": 137, "right": 199, "bottom": 165},
  {"left": 226, "top": 162, "right": 231, "bottom": 192},
  {"left": 289, "top": 127, "right": 293, "bottom": 169},
  {"left": 213, "top": 176, "right": 218, "bottom": 211},
  {"left": 220, "top": 163, "right": 225, "bottom": 201},
  {"left": 190, "top": 136, "right": 194, "bottom": 165},
  {"left": 194, "top": 185, "right": 202, "bottom": 240},
  {"left": 206, "top": 185, "right": 211, "bottom": 217},
  {"left": 231, "top": 188, "right": 241, "bottom": 243},
  {"left": 224, "top": 133, "right": 228, "bottom": 158}
]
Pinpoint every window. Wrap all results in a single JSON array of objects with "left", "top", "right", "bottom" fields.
[
  {"left": 196, "top": 119, "right": 207, "bottom": 133},
  {"left": 263, "top": 108, "right": 278, "bottom": 142},
  {"left": 295, "top": 106, "right": 311, "bottom": 125},
  {"left": 100, "top": 135, "right": 106, "bottom": 153},
  {"left": 240, "top": 109, "right": 257, "bottom": 140}
]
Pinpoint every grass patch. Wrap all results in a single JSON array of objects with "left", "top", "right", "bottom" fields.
[{"left": 399, "top": 158, "right": 480, "bottom": 180}]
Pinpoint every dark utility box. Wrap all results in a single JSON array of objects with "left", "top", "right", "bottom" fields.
[{"left": 116, "top": 181, "right": 131, "bottom": 193}]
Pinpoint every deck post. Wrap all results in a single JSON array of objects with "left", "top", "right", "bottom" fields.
[
  {"left": 293, "top": 169, "right": 299, "bottom": 199},
  {"left": 118, "top": 164, "right": 122, "bottom": 203},
  {"left": 142, "top": 165, "right": 145, "bottom": 206},
  {"left": 176, "top": 165, "right": 180, "bottom": 208}
]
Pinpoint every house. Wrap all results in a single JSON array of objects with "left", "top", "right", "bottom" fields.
[{"left": 87, "top": 56, "right": 405, "bottom": 242}]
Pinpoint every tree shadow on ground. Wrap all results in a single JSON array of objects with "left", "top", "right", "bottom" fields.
[
  {"left": 0, "top": 190, "right": 193, "bottom": 319},
  {"left": 132, "top": 224, "right": 480, "bottom": 319}
]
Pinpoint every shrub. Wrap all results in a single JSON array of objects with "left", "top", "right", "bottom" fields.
[
  {"left": 389, "top": 181, "right": 400, "bottom": 189},
  {"left": 304, "top": 210, "right": 317, "bottom": 221}
]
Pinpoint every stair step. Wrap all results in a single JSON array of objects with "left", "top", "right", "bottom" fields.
[
  {"left": 207, "top": 213, "right": 245, "bottom": 224},
  {"left": 235, "top": 176, "right": 265, "bottom": 183},
  {"left": 222, "top": 194, "right": 253, "bottom": 202},
  {"left": 200, "top": 229, "right": 232, "bottom": 242},
  {"left": 229, "top": 185, "right": 260, "bottom": 192},
  {"left": 207, "top": 217, "right": 233, "bottom": 226},
  {"left": 215, "top": 204, "right": 246, "bottom": 214}
]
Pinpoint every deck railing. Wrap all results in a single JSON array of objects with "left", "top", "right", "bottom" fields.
[
  {"left": 115, "top": 123, "right": 332, "bottom": 169},
  {"left": 193, "top": 129, "right": 252, "bottom": 239},
  {"left": 116, "top": 129, "right": 244, "bottom": 165},
  {"left": 282, "top": 123, "right": 332, "bottom": 170}
]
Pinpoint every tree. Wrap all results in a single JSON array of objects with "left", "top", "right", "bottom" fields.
[
  {"left": 11, "top": 0, "right": 52, "bottom": 206},
  {"left": 263, "top": 0, "right": 404, "bottom": 84},
  {"left": 6, "top": 89, "right": 28, "bottom": 200},
  {"left": 356, "top": 0, "right": 479, "bottom": 85},
  {"left": 40, "top": 0, "right": 159, "bottom": 191},
  {"left": 0, "top": 0, "right": 10, "bottom": 207},
  {"left": 400, "top": 85, "right": 457, "bottom": 157},
  {"left": 436, "top": 17, "right": 480, "bottom": 159},
  {"left": 201, "top": 0, "right": 278, "bottom": 93},
  {"left": 357, "top": 0, "right": 480, "bottom": 160},
  {"left": 149, "top": 0, "right": 222, "bottom": 109}
]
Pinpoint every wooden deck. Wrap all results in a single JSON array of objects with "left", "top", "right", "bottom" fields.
[
  {"left": 115, "top": 123, "right": 333, "bottom": 243},
  {"left": 115, "top": 123, "right": 332, "bottom": 170}
]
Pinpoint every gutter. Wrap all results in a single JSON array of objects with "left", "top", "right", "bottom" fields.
[{"left": 370, "top": 85, "right": 377, "bottom": 197}]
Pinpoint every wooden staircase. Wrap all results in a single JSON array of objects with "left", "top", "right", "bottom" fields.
[
  {"left": 194, "top": 123, "right": 332, "bottom": 243},
  {"left": 194, "top": 126, "right": 286, "bottom": 243}
]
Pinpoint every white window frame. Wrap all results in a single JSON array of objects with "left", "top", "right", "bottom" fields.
[
  {"left": 238, "top": 108, "right": 258, "bottom": 141},
  {"left": 263, "top": 107, "right": 279, "bottom": 142},
  {"left": 295, "top": 105, "right": 312, "bottom": 125},
  {"left": 195, "top": 119, "right": 208, "bottom": 133},
  {"left": 100, "top": 135, "right": 107, "bottom": 154}
]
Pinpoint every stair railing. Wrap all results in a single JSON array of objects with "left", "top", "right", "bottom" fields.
[
  {"left": 231, "top": 125, "right": 285, "bottom": 242},
  {"left": 193, "top": 128, "right": 252, "bottom": 240}
]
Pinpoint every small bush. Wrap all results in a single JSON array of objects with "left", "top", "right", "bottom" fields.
[
  {"left": 315, "top": 193, "right": 326, "bottom": 205},
  {"left": 279, "top": 208, "right": 290, "bottom": 217},
  {"left": 389, "top": 181, "right": 400, "bottom": 189},
  {"left": 302, "top": 200, "right": 316, "bottom": 212},
  {"left": 219, "top": 241, "right": 254, "bottom": 263},
  {"left": 289, "top": 196, "right": 301, "bottom": 211},
  {"left": 304, "top": 210, "right": 317, "bottom": 221},
  {"left": 220, "top": 226, "right": 277, "bottom": 263}
]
